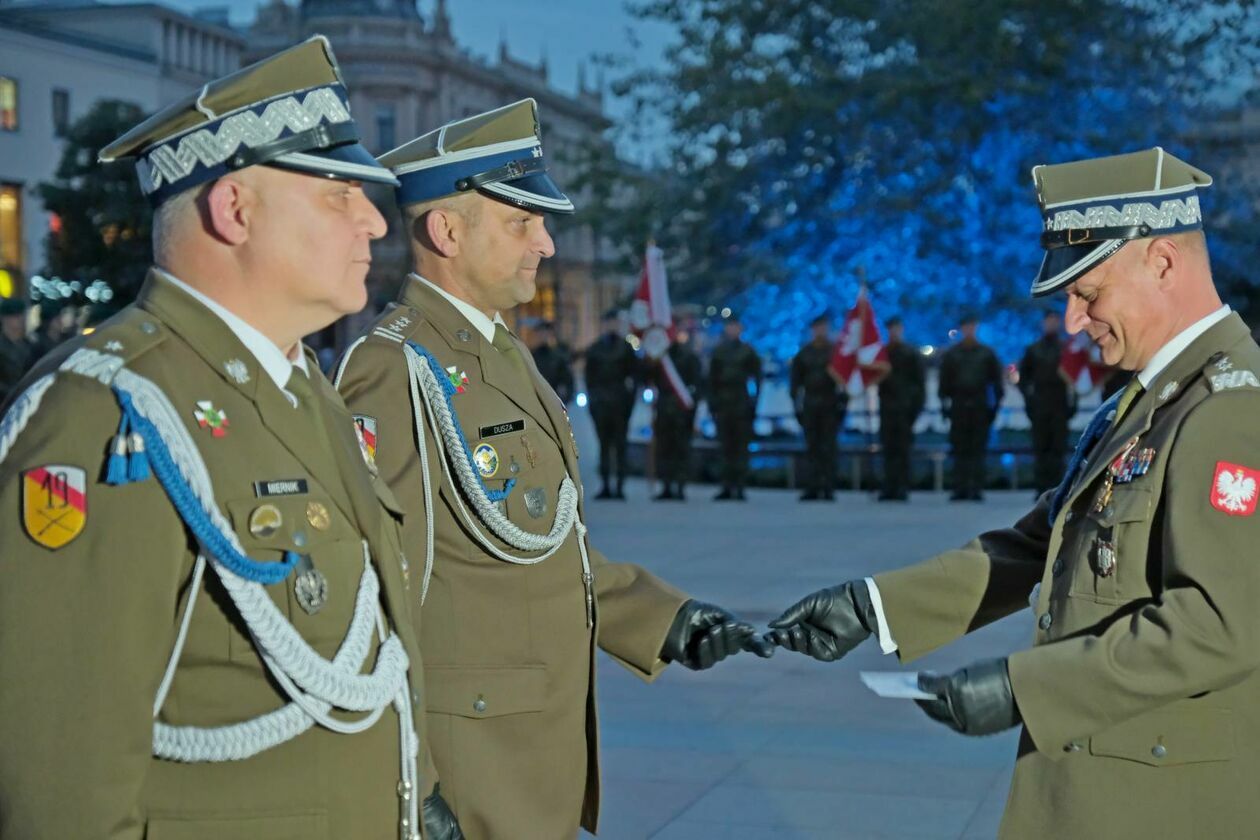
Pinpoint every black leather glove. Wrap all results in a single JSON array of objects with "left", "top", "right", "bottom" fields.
[
  {"left": 660, "top": 600, "right": 775, "bottom": 670},
  {"left": 764, "top": 580, "right": 876, "bottom": 662},
  {"left": 423, "top": 783, "right": 464, "bottom": 840},
  {"left": 916, "top": 658, "right": 1021, "bottom": 737}
]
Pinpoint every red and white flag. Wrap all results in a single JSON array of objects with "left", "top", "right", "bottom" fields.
[
  {"left": 829, "top": 288, "right": 889, "bottom": 396},
  {"left": 629, "top": 243, "right": 694, "bottom": 409},
  {"left": 1059, "top": 331, "right": 1110, "bottom": 394}
]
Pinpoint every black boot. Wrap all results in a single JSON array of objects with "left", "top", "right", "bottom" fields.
[
  {"left": 653, "top": 484, "right": 674, "bottom": 501},
  {"left": 595, "top": 485, "right": 614, "bottom": 500},
  {"left": 714, "top": 487, "right": 734, "bottom": 501}
]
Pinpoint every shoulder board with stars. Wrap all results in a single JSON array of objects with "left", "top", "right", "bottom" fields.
[
  {"left": 81, "top": 308, "right": 167, "bottom": 363},
  {"left": 370, "top": 306, "right": 422, "bottom": 345},
  {"left": 1205, "top": 355, "right": 1260, "bottom": 393}
]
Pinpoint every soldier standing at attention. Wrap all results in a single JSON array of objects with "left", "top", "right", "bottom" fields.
[
  {"left": 335, "top": 100, "right": 773, "bottom": 840},
  {"left": 0, "top": 38, "right": 459, "bottom": 839},
  {"left": 652, "top": 327, "right": 703, "bottom": 500},
  {"left": 708, "top": 313, "right": 762, "bottom": 500},
  {"left": 939, "top": 313, "right": 1004, "bottom": 500},
  {"left": 530, "top": 320, "right": 574, "bottom": 405},
  {"left": 790, "top": 313, "right": 845, "bottom": 501},
  {"left": 875, "top": 315, "right": 925, "bottom": 501},
  {"left": 767, "top": 148, "right": 1260, "bottom": 840},
  {"left": 583, "top": 309, "right": 638, "bottom": 499},
  {"left": 0, "top": 298, "right": 34, "bottom": 405},
  {"left": 1019, "top": 310, "right": 1074, "bottom": 496}
]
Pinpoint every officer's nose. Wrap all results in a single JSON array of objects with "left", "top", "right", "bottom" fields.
[
  {"left": 533, "top": 217, "right": 556, "bottom": 259},
  {"left": 357, "top": 189, "right": 388, "bottom": 240},
  {"left": 1063, "top": 294, "right": 1090, "bottom": 336}
]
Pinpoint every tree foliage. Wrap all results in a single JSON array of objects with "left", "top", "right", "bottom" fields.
[
  {"left": 37, "top": 99, "right": 152, "bottom": 306},
  {"left": 599, "top": 0, "right": 1260, "bottom": 360}
]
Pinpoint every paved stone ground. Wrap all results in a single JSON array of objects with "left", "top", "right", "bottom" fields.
[{"left": 570, "top": 412, "right": 1034, "bottom": 839}]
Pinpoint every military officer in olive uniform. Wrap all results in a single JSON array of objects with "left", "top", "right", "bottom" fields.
[
  {"left": 1020, "top": 310, "right": 1074, "bottom": 495},
  {"left": 335, "top": 100, "right": 773, "bottom": 840},
  {"left": 769, "top": 148, "right": 1260, "bottom": 840},
  {"left": 875, "top": 315, "right": 925, "bottom": 501},
  {"left": 708, "top": 314, "right": 762, "bottom": 500},
  {"left": 0, "top": 298, "right": 34, "bottom": 405},
  {"left": 939, "top": 313, "right": 1004, "bottom": 500},
  {"left": 0, "top": 38, "right": 460, "bottom": 839},
  {"left": 652, "top": 327, "right": 702, "bottom": 500},
  {"left": 790, "top": 313, "right": 845, "bottom": 501},
  {"left": 530, "top": 321, "right": 574, "bottom": 405},
  {"left": 583, "top": 310, "right": 639, "bottom": 499}
]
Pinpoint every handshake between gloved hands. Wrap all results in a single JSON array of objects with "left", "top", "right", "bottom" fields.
[{"left": 673, "top": 584, "right": 1020, "bottom": 737}]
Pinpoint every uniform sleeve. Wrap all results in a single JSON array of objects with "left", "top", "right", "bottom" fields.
[
  {"left": 334, "top": 341, "right": 442, "bottom": 799},
  {"left": 0, "top": 376, "right": 187, "bottom": 838},
  {"left": 589, "top": 544, "right": 690, "bottom": 682},
  {"left": 912, "top": 353, "right": 927, "bottom": 416},
  {"left": 872, "top": 495, "right": 1051, "bottom": 662},
  {"left": 1008, "top": 391, "right": 1260, "bottom": 756},
  {"left": 938, "top": 353, "right": 953, "bottom": 401}
]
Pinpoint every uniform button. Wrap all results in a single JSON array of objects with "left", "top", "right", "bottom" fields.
[
  {"left": 1064, "top": 511, "right": 1075, "bottom": 523},
  {"left": 1152, "top": 744, "right": 1167, "bottom": 758},
  {"left": 1063, "top": 742, "right": 1082, "bottom": 753},
  {"left": 473, "top": 696, "right": 487, "bottom": 713},
  {"left": 140, "top": 322, "right": 157, "bottom": 334},
  {"left": 1038, "top": 613, "right": 1053, "bottom": 631},
  {"left": 1052, "top": 559, "right": 1064, "bottom": 576}
]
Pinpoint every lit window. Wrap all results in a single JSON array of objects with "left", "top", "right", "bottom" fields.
[
  {"left": 0, "top": 184, "right": 22, "bottom": 271},
  {"left": 0, "top": 77, "right": 17, "bottom": 132},
  {"left": 375, "top": 105, "right": 396, "bottom": 152},
  {"left": 52, "top": 88, "right": 70, "bottom": 137}
]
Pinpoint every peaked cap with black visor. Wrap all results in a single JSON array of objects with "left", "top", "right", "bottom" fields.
[
  {"left": 99, "top": 35, "right": 398, "bottom": 206},
  {"left": 379, "top": 99, "right": 575, "bottom": 215},
  {"left": 1030, "top": 147, "right": 1213, "bottom": 298}
]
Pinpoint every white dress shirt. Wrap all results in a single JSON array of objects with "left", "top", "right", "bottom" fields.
[{"left": 866, "top": 303, "right": 1232, "bottom": 655}]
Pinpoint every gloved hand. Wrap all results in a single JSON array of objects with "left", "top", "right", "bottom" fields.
[
  {"left": 764, "top": 580, "right": 876, "bottom": 662},
  {"left": 660, "top": 600, "right": 775, "bottom": 670},
  {"left": 423, "top": 783, "right": 464, "bottom": 840},
  {"left": 916, "top": 658, "right": 1021, "bottom": 737}
]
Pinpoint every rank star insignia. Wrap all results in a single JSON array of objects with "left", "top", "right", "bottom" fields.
[
  {"left": 193, "top": 401, "right": 230, "bottom": 437},
  {"left": 1216, "top": 356, "right": 1234, "bottom": 372},
  {"left": 224, "top": 358, "right": 250, "bottom": 384},
  {"left": 21, "top": 465, "right": 87, "bottom": 550},
  {"left": 1158, "top": 381, "right": 1178, "bottom": 401},
  {"left": 1211, "top": 461, "right": 1259, "bottom": 516},
  {"left": 104, "top": 340, "right": 124, "bottom": 352},
  {"left": 446, "top": 366, "right": 469, "bottom": 394}
]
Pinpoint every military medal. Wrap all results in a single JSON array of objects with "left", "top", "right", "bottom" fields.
[
  {"left": 1095, "top": 437, "right": 1140, "bottom": 512},
  {"left": 1094, "top": 539, "right": 1117, "bottom": 577},
  {"left": 306, "top": 501, "right": 331, "bottom": 531},
  {"left": 293, "top": 554, "right": 328, "bottom": 615},
  {"left": 521, "top": 434, "right": 539, "bottom": 469},
  {"left": 445, "top": 366, "right": 469, "bottom": 394},
  {"left": 193, "top": 401, "right": 230, "bottom": 437}
]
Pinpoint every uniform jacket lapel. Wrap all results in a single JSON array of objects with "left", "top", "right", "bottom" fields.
[
  {"left": 400, "top": 278, "right": 564, "bottom": 449},
  {"left": 138, "top": 271, "right": 357, "bottom": 524}
]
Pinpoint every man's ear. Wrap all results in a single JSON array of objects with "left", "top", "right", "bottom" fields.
[
  {"left": 421, "top": 207, "right": 463, "bottom": 259},
  {"left": 1146, "top": 237, "right": 1179, "bottom": 288},
  {"left": 204, "top": 177, "right": 254, "bottom": 246}
]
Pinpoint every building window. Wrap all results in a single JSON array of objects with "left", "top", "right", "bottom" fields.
[
  {"left": 0, "top": 184, "right": 22, "bottom": 272},
  {"left": 0, "top": 78, "right": 17, "bottom": 132},
  {"left": 375, "top": 105, "right": 396, "bottom": 152},
  {"left": 52, "top": 88, "right": 70, "bottom": 137}
]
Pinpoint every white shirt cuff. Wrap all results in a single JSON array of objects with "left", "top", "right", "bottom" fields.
[{"left": 864, "top": 577, "right": 899, "bottom": 655}]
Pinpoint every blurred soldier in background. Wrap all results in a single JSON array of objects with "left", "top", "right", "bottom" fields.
[
  {"left": 1019, "top": 310, "right": 1073, "bottom": 496},
  {"left": 531, "top": 320, "right": 574, "bottom": 405},
  {"left": 652, "top": 326, "right": 702, "bottom": 500},
  {"left": 876, "top": 316, "right": 925, "bottom": 501},
  {"left": 708, "top": 313, "right": 762, "bottom": 501},
  {"left": 790, "top": 313, "right": 844, "bottom": 501},
  {"left": 0, "top": 298, "right": 34, "bottom": 405},
  {"left": 29, "top": 299, "right": 78, "bottom": 360},
  {"left": 584, "top": 309, "right": 639, "bottom": 499},
  {"left": 939, "top": 313, "right": 1004, "bottom": 501}
]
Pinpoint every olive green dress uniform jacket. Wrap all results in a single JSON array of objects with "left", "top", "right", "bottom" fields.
[
  {"left": 873, "top": 313, "right": 1260, "bottom": 840},
  {"left": 335, "top": 277, "right": 689, "bottom": 839},
  {"left": 0, "top": 272, "right": 429, "bottom": 840}
]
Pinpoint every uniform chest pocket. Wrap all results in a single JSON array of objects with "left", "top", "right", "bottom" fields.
[
  {"left": 223, "top": 495, "right": 369, "bottom": 662},
  {"left": 1070, "top": 486, "right": 1153, "bottom": 604}
]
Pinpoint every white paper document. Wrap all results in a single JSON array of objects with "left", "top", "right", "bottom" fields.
[{"left": 859, "top": 670, "right": 936, "bottom": 700}]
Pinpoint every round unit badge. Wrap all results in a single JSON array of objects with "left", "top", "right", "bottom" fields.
[{"left": 473, "top": 443, "right": 499, "bottom": 478}]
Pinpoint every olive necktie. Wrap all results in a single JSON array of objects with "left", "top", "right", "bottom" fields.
[
  {"left": 493, "top": 324, "right": 529, "bottom": 380},
  {"left": 1112, "top": 376, "right": 1144, "bottom": 427},
  {"left": 285, "top": 366, "right": 330, "bottom": 442}
]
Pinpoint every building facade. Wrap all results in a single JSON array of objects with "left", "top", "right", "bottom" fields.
[
  {"left": 0, "top": 2, "right": 243, "bottom": 297},
  {"left": 246, "top": 0, "right": 631, "bottom": 349}
]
